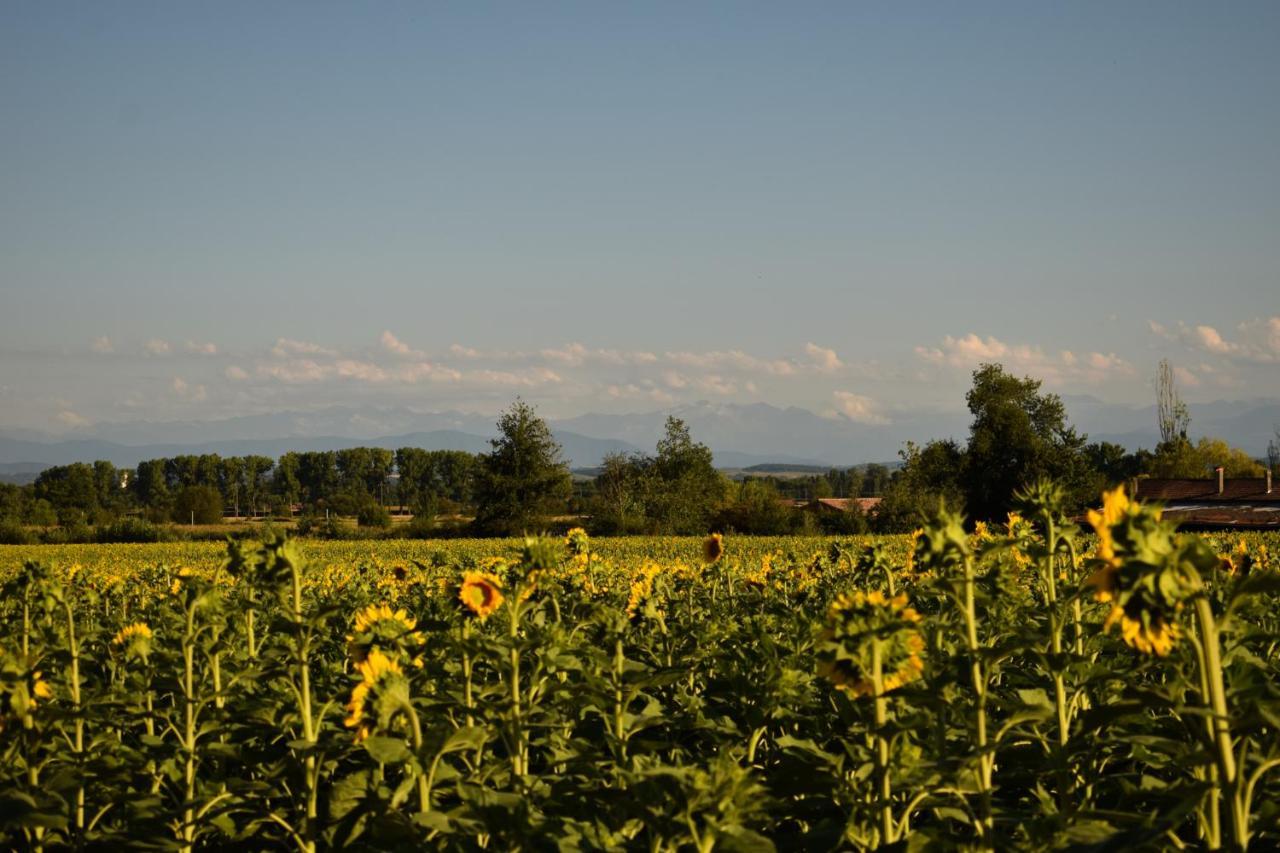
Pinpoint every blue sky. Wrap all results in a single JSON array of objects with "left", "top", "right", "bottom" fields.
[{"left": 2, "top": 2, "right": 1278, "bottom": 432}]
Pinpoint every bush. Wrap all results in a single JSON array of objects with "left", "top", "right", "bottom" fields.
[
  {"left": 0, "top": 520, "right": 32, "bottom": 545},
  {"left": 172, "top": 486, "right": 224, "bottom": 525},
  {"left": 357, "top": 501, "right": 392, "bottom": 529},
  {"left": 296, "top": 513, "right": 347, "bottom": 539},
  {"left": 96, "top": 518, "right": 170, "bottom": 543}
]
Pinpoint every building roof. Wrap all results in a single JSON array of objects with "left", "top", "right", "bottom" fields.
[{"left": 1134, "top": 477, "right": 1279, "bottom": 504}]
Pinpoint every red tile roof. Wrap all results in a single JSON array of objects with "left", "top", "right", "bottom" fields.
[{"left": 1134, "top": 478, "right": 1279, "bottom": 504}]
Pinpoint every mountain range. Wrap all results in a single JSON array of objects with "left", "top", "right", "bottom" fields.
[{"left": 1, "top": 397, "right": 1277, "bottom": 478}]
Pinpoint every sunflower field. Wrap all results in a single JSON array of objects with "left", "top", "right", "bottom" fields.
[{"left": 2, "top": 484, "right": 1280, "bottom": 850}]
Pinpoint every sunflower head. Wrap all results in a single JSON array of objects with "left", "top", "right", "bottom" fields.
[
  {"left": 1084, "top": 489, "right": 1217, "bottom": 656},
  {"left": 565, "top": 527, "right": 590, "bottom": 556},
  {"left": 343, "top": 649, "right": 410, "bottom": 742},
  {"left": 703, "top": 533, "right": 724, "bottom": 564},
  {"left": 816, "top": 590, "right": 925, "bottom": 698},
  {"left": 347, "top": 604, "right": 425, "bottom": 664},
  {"left": 112, "top": 622, "right": 154, "bottom": 661},
  {"left": 458, "top": 572, "right": 505, "bottom": 621},
  {"left": 625, "top": 561, "right": 664, "bottom": 621}
]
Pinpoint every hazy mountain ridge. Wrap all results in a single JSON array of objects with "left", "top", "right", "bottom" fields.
[{"left": 2, "top": 398, "right": 1276, "bottom": 475}]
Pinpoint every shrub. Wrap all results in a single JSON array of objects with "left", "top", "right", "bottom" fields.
[{"left": 172, "top": 485, "right": 224, "bottom": 525}]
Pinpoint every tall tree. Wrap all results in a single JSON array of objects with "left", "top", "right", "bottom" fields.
[
  {"left": 1157, "top": 358, "right": 1191, "bottom": 445},
  {"left": 649, "top": 416, "right": 727, "bottom": 534},
  {"left": 472, "top": 399, "right": 572, "bottom": 535},
  {"left": 962, "top": 363, "right": 1091, "bottom": 519}
]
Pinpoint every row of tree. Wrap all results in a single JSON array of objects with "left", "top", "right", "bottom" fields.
[{"left": 3, "top": 364, "right": 1274, "bottom": 536}]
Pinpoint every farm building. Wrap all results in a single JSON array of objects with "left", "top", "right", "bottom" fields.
[{"left": 1133, "top": 469, "right": 1279, "bottom": 530}]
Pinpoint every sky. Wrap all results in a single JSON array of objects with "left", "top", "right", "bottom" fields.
[{"left": 2, "top": 2, "right": 1278, "bottom": 434}]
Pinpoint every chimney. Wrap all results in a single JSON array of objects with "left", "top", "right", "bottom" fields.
[{"left": 1216, "top": 466, "right": 1224, "bottom": 495}]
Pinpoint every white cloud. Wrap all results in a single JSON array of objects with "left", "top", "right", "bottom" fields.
[
  {"left": 271, "top": 338, "right": 336, "bottom": 358},
  {"left": 464, "top": 368, "right": 564, "bottom": 388},
  {"left": 380, "top": 330, "right": 423, "bottom": 358},
  {"left": 1147, "top": 316, "right": 1280, "bottom": 363},
  {"left": 397, "top": 361, "right": 463, "bottom": 383},
  {"left": 664, "top": 349, "right": 795, "bottom": 376},
  {"left": 172, "top": 376, "right": 208, "bottom": 402},
  {"left": 831, "top": 391, "right": 889, "bottom": 425},
  {"left": 91, "top": 336, "right": 114, "bottom": 354},
  {"left": 185, "top": 340, "right": 218, "bottom": 355},
  {"left": 145, "top": 338, "right": 172, "bottom": 355},
  {"left": 335, "top": 360, "right": 389, "bottom": 383},
  {"left": 541, "top": 343, "right": 659, "bottom": 367},
  {"left": 805, "top": 342, "right": 843, "bottom": 373},
  {"left": 1173, "top": 366, "right": 1201, "bottom": 388},
  {"left": 257, "top": 360, "right": 330, "bottom": 383},
  {"left": 54, "top": 409, "right": 91, "bottom": 429},
  {"left": 224, "top": 365, "right": 249, "bottom": 381},
  {"left": 915, "top": 332, "right": 1134, "bottom": 383}
]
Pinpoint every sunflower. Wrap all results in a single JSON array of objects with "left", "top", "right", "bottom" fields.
[
  {"left": 459, "top": 572, "right": 504, "bottom": 620},
  {"left": 1104, "top": 604, "right": 1180, "bottom": 657},
  {"left": 626, "top": 561, "right": 663, "bottom": 619},
  {"left": 703, "top": 533, "right": 724, "bottom": 564},
  {"left": 903, "top": 529, "right": 924, "bottom": 575},
  {"left": 817, "top": 590, "right": 925, "bottom": 698},
  {"left": 343, "top": 649, "right": 406, "bottom": 741},
  {"left": 1083, "top": 487, "right": 1207, "bottom": 657},
  {"left": 1084, "top": 487, "right": 1133, "bottom": 601},
  {"left": 112, "top": 622, "right": 155, "bottom": 661},
  {"left": 347, "top": 604, "right": 425, "bottom": 664},
  {"left": 565, "top": 527, "right": 590, "bottom": 556},
  {"left": 32, "top": 672, "right": 52, "bottom": 703}
]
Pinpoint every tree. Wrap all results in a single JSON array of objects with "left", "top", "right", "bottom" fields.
[
  {"left": 1157, "top": 358, "right": 1191, "bottom": 445},
  {"left": 648, "top": 417, "right": 728, "bottom": 534},
  {"left": 274, "top": 452, "right": 303, "bottom": 509},
  {"left": 1084, "top": 441, "right": 1145, "bottom": 487},
  {"left": 472, "top": 399, "right": 572, "bottom": 535},
  {"left": 1147, "top": 436, "right": 1265, "bottom": 479},
  {"left": 591, "top": 451, "right": 650, "bottom": 534},
  {"left": 242, "top": 455, "right": 274, "bottom": 517},
  {"left": 715, "top": 478, "right": 799, "bottom": 535},
  {"left": 961, "top": 364, "right": 1091, "bottom": 519},
  {"left": 172, "top": 485, "right": 223, "bottom": 525},
  {"left": 1268, "top": 425, "right": 1279, "bottom": 476},
  {"left": 874, "top": 440, "right": 966, "bottom": 532}
]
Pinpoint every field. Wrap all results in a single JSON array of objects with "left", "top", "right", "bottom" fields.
[{"left": 2, "top": 494, "right": 1280, "bottom": 850}]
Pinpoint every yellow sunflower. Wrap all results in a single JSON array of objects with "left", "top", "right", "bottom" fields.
[
  {"left": 1104, "top": 605, "right": 1180, "bottom": 657},
  {"left": 817, "top": 590, "right": 925, "bottom": 699},
  {"left": 703, "top": 533, "right": 724, "bottom": 564},
  {"left": 565, "top": 527, "right": 590, "bottom": 556},
  {"left": 344, "top": 649, "right": 405, "bottom": 741},
  {"left": 459, "top": 572, "right": 504, "bottom": 620}
]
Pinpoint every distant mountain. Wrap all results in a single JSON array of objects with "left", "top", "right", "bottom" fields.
[{"left": 3, "top": 396, "right": 1276, "bottom": 476}]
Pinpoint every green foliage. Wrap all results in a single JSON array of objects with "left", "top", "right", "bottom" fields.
[
  {"left": 962, "top": 363, "right": 1092, "bottom": 518},
  {"left": 1148, "top": 435, "right": 1266, "bottom": 478},
  {"left": 472, "top": 399, "right": 572, "bottom": 535},
  {"left": 2, "top": 520, "right": 1278, "bottom": 849},
  {"left": 170, "top": 484, "right": 223, "bottom": 524},
  {"left": 591, "top": 417, "right": 729, "bottom": 534}
]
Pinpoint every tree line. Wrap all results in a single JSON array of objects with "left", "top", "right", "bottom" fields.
[{"left": 2, "top": 363, "right": 1274, "bottom": 540}]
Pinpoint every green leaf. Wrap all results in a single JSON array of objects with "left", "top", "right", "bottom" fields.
[{"left": 363, "top": 736, "right": 410, "bottom": 764}]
